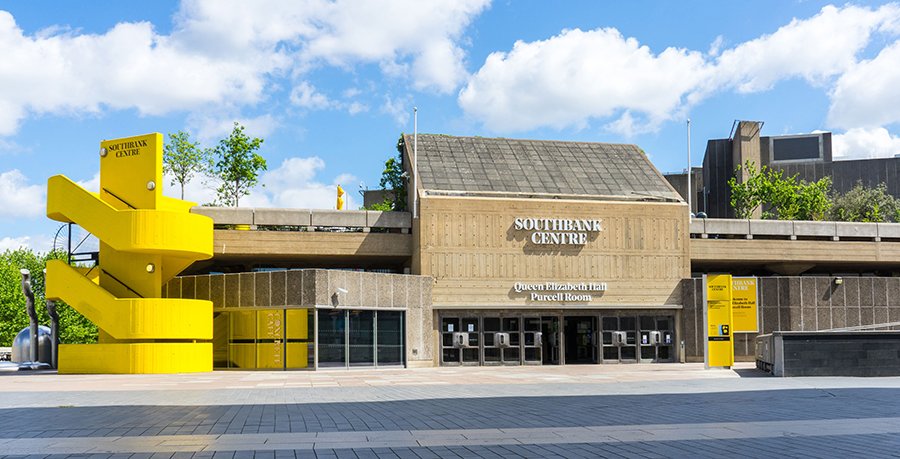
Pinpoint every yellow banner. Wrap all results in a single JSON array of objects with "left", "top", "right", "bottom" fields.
[
  {"left": 706, "top": 274, "right": 733, "bottom": 367},
  {"left": 732, "top": 277, "right": 758, "bottom": 333}
]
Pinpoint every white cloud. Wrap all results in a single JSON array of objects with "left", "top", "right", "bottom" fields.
[
  {"left": 188, "top": 114, "right": 279, "bottom": 144},
  {"left": 381, "top": 94, "right": 411, "bottom": 125},
  {"left": 459, "top": 27, "right": 712, "bottom": 134},
  {"left": 828, "top": 40, "right": 900, "bottom": 129},
  {"left": 0, "top": 235, "right": 51, "bottom": 253},
  {"left": 832, "top": 127, "right": 900, "bottom": 160},
  {"left": 76, "top": 172, "right": 100, "bottom": 193},
  {"left": 0, "top": 169, "right": 45, "bottom": 219},
  {"left": 348, "top": 101, "right": 369, "bottom": 115},
  {"left": 0, "top": 0, "right": 490, "bottom": 136},
  {"left": 237, "top": 156, "right": 357, "bottom": 209},
  {"left": 458, "top": 4, "right": 900, "bottom": 135},
  {"left": 290, "top": 81, "right": 334, "bottom": 110}
]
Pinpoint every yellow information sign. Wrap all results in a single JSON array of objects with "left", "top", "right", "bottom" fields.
[
  {"left": 732, "top": 277, "right": 758, "bottom": 333},
  {"left": 705, "top": 274, "right": 734, "bottom": 367}
]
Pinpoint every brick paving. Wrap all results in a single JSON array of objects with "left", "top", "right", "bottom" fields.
[{"left": 2, "top": 363, "right": 900, "bottom": 458}]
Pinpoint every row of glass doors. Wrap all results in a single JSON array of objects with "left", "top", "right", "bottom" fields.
[
  {"left": 440, "top": 314, "right": 675, "bottom": 366},
  {"left": 214, "top": 308, "right": 405, "bottom": 370}
]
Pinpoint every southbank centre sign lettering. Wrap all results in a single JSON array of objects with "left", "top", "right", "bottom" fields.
[{"left": 513, "top": 217, "right": 603, "bottom": 245}]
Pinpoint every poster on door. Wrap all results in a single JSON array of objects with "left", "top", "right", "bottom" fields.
[{"left": 732, "top": 277, "right": 758, "bottom": 333}]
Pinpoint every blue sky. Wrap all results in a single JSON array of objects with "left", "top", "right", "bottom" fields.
[{"left": 3, "top": 0, "right": 900, "bottom": 252}]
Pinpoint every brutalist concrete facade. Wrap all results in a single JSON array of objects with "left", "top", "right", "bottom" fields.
[
  {"left": 682, "top": 276, "right": 900, "bottom": 361},
  {"left": 164, "top": 269, "right": 434, "bottom": 368}
]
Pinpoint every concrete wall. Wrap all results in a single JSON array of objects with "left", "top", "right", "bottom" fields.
[
  {"left": 165, "top": 269, "right": 434, "bottom": 368},
  {"left": 683, "top": 276, "right": 900, "bottom": 362},
  {"left": 663, "top": 168, "right": 702, "bottom": 214},
  {"left": 760, "top": 331, "right": 900, "bottom": 377}
]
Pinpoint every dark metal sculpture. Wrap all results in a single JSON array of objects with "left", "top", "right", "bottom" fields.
[
  {"left": 44, "top": 268, "right": 59, "bottom": 369},
  {"left": 16, "top": 269, "right": 51, "bottom": 370}
]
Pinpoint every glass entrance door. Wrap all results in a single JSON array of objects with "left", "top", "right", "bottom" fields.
[
  {"left": 563, "top": 316, "right": 597, "bottom": 364},
  {"left": 601, "top": 315, "right": 674, "bottom": 363},
  {"left": 440, "top": 316, "right": 480, "bottom": 366},
  {"left": 541, "top": 316, "right": 560, "bottom": 365}
]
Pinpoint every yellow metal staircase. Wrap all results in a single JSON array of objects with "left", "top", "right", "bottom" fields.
[{"left": 45, "top": 133, "right": 214, "bottom": 374}]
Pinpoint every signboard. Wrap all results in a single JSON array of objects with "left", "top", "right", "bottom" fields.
[
  {"left": 732, "top": 277, "right": 758, "bottom": 333},
  {"left": 704, "top": 274, "right": 734, "bottom": 368}
]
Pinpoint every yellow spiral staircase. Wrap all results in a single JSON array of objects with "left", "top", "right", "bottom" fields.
[{"left": 45, "top": 133, "right": 214, "bottom": 374}]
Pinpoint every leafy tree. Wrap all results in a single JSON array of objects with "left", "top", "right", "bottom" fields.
[
  {"left": 729, "top": 160, "right": 831, "bottom": 220},
  {"left": 365, "top": 134, "right": 409, "bottom": 211},
  {"left": 830, "top": 182, "right": 900, "bottom": 222},
  {"left": 163, "top": 130, "right": 208, "bottom": 200},
  {"left": 206, "top": 123, "right": 266, "bottom": 207},
  {"left": 0, "top": 248, "right": 97, "bottom": 347}
]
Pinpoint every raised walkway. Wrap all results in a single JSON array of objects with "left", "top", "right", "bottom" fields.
[{"left": 3, "top": 363, "right": 900, "bottom": 458}]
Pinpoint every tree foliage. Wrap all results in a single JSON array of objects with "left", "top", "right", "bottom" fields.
[
  {"left": 728, "top": 160, "right": 831, "bottom": 220},
  {"left": 365, "top": 134, "right": 409, "bottom": 211},
  {"left": 0, "top": 248, "right": 97, "bottom": 347},
  {"left": 163, "top": 130, "right": 208, "bottom": 200},
  {"left": 207, "top": 123, "right": 266, "bottom": 207},
  {"left": 830, "top": 181, "right": 900, "bottom": 222}
]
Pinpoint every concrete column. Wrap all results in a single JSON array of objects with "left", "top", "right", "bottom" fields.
[{"left": 732, "top": 121, "right": 763, "bottom": 219}]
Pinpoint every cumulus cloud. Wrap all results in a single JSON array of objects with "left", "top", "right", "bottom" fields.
[
  {"left": 244, "top": 156, "right": 357, "bottom": 209},
  {"left": 0, "top": 235, "right": 51, "bottom": 252},
  {"left": 0, "top": 169, "right": 45, "bottom": 219},
  {"left": 0, "top": 0, "right": 490, "bottom": 135},
  {"left": 832, "top": 127, "right": 900, "bottom": 160},
  {"left": 290, "top": 81, "right": 334, "bottom": 110},
  {"left": 828, "top": 40, "right": 900, "bottom": 129},
  {"left": 458, "top": 4, "right": 900, "bottom": 135}
]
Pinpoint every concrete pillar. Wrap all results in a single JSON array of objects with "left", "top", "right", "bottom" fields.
[{"left": 732, "top": 121, "right": 763, "bottom": 219}]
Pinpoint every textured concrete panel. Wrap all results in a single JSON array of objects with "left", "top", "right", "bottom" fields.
[
  {"left": 167, "top": 277, "right": 181, "bottom": 300},
  {"left": 239, "top": 273, "right": 255, "bottom": 308},
  {"left": 209, "top": 274, "right": 224, "bottom": 309},
  {"left": 360, "top": 272, "right": 377, "bottom": 307},
  {"left": 311, "top": 210, "right": 367, "bottom": 227},
  {"left": 286, "top": 270, "right": 303, "bottom": 306},
  {"left": 704, "top": 219, "right": 749, "bottom": 235},
  {"left": 253, "top": 208, "right": 311, "bottom": 226},
  {"left": 224, "top": 274, "right": 240, "bottom": 309},
  {"left": 793, "top": 221, "right": 836, "bottom": 237},
  {"left": 750, "top": 219, "right": 793, "bottom": 236},
  {"left": 367, "top": 211, "right": 412, "bottom": 228},
  {"left": 835, "top": 222, "right": 877, "bottom": 238},
  {"left": 271, "top": 271, "right": 286, "bottom": 307},
  {"left": 195, "top": 275, "right": 210, "bottom": 302},
  {"left": 800, "top": 278, "right": 816, "bottom": 307},
  {"left": 874, "top": 278, "right": 888, "bottom": 307},
  {"left": 254, "top": 272, "right": 270, "bottom": 308},
  {"left": 190, "top": 207, "right": 253, "bottom": 225},
  {"left": 860, "top": 278, "right": 874, "bottom": 307}
]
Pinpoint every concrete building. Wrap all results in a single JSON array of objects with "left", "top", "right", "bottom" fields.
[{"left": 163, "top": 134, "right": 900, "bottom": 370}]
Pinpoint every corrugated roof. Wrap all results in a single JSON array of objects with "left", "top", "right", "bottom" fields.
[{"left": 405, "top": 134, "right": 680, "bottom": 200}]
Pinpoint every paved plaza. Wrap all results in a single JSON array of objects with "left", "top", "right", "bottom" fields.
[{"left": 2, "top": 363, "right": 900, "bottom": 458}]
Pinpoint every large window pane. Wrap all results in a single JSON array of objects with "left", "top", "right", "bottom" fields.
[
  {"left": 349, "top": 310, "right": 375, "bottom": 367},
  {"left": 213, "top": 312, "right": 228, "bottom": 368},
  {"left": 318, "top": 309, "right": 346, "bottom": 367},
  {"left": 377, "top": 311, "right": 404, "bottom": 366}
]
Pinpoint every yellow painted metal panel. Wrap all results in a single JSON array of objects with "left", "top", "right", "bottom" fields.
[
  {"left": 58, "top": 343, "right": 212, "bottom": 374},
  {"left": 286, "top": 309, "right": 308, "bottom": 339},
  {"left": 732, "top": 277, "right": 759, "bottom": 333},
  {"left": 706, "top": 274, "right": 734, "bottom": 367},
  {"left": 257, "top": 310, "right": 284, "bottom": 369},
  {"left": 286, "top": 343, "right": 309, "bottom": 368}
]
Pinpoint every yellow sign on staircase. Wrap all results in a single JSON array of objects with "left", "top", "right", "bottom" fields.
[{"left": 46, "top": 133, "right": 214, "bottom": 374}]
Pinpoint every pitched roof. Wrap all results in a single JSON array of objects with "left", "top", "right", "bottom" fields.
[{"left": 405, "top": 134, "right": 680, "bottom": 200}]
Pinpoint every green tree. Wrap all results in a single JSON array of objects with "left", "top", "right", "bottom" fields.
[
  {"left": 830, "top": 182, "right": 900, "bottom": 222},
  {"left": 365, "top": 135, "right": 409, "bottom": 211},
  {"left": 729, "top": 160, "right": 832, "bottom": 220},
  {"left": 0, "top": 248, "right": 97, "bottom": 346},
  {"left": 207, "top": 123, "right": 266, "bottom": 206},
  {"left": 163, "top": 130, "right": 208, "bottom": 200}
]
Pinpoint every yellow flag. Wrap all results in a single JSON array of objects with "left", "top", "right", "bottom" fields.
[{"left": 337, "top": 185, "right": 344, "bottom": 210}]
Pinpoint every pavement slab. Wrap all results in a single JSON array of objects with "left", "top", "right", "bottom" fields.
[{"left": 3, "top": 363, "right": 900, "bottom": 457}]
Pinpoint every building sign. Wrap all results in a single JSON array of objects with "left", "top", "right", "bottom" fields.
[
  {"left": 515, "top": 281, "right": 607, "bottom": 302},
  {"left": 732, "top": 277, "right": 758, "bottom": 333},
  {"left": 513, "top": 217, "right": 603, "bottom": 245},
  {"left": 704, "top": 274, "right": 734, "bottom": 368}
]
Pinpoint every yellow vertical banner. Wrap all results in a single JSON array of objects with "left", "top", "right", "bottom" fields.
[
  {"left": 732, "top": 277, "right": 758, "bottom": 333},
  {"left": 705, "top": 274, "right": 734, "bottom": 367}
]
